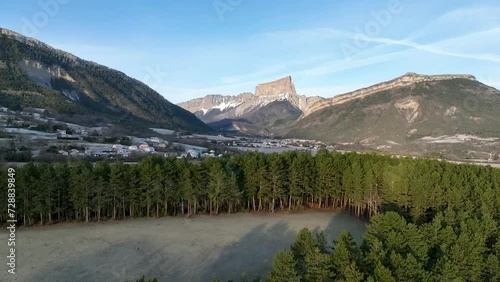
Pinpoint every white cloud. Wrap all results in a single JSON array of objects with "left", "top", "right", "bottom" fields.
[
  {"left": 406, "top": 6, "right": 500, "bottom": 41},
  {"left": 427, "top": 6, "right": 500, "bottom": 26},
  {"left": 345, "top": 28, "right": 500, "bottom": 63}
]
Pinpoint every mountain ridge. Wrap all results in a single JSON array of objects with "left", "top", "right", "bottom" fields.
[
  {"left": 179, "top": 72, "right": 481, "bottom": 123},
  {"left": 302, "top": 72, "right": 477, "bottom": 117}
]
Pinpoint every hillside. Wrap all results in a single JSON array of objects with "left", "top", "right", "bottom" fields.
[
  {"left": 301, "top": 72, "right": 477, "bottom": 117},
  {"left": 0, "top": 28, "right": 210, "bottom": 133},
  {"left": 286, "top": 74, "right": 500, "bottom": 156}
]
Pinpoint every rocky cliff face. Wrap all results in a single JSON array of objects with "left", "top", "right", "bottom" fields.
[
  {"left": 255, "top": 76, "right": 297, "bottom": 97},
  {"left": 18, "top": 59, "right": 76, "bottom": 88},
  {"left": 302, "top": 72, "right": 477, "bottom": 117}
]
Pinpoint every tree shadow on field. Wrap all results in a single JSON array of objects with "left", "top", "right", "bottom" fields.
[
  {"left": 203, "top": 212, "right": 367, "bottom": 281},
  {"left": 323, "top": 211, "right": 367, "bottom": 245},
  {"left": 202, "top": 221, "right": 295, "bottom": 282}
]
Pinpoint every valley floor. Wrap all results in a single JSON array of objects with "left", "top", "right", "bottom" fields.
[{"left": 0, "top": 211, "right": 366, "bottom": 282}]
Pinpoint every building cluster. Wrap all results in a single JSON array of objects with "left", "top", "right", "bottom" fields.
[
  {"left": 82, "top": 137, "right": 168, "bottom": 158},
  {"left": 56, "top": 129, "right": 81, "bottom": 140},
  {"left": 58, "top": 149, "right": 83, "bottom": 157},
  {"left": 177, "top": 149, "right": 223, "bottom": 159},
  {"left": 222, "top": 137, "right": 326, "bottom": 150}
]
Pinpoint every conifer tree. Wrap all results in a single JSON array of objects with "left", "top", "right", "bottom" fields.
[{"left": 268, "top": 250, "right": 301, "bottom": 282}]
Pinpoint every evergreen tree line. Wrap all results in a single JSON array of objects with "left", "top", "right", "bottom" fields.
[{"left": 1, "top": 150, "right": 500, "bottom": 227}]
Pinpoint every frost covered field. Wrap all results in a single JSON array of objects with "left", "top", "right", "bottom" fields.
[{"left": 0, "top": 211, "right": 365, "bottom": 282}]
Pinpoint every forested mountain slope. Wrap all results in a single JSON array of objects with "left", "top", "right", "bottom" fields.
[{"left": 0, "top": 28, "right": 210, "bottom": 132}]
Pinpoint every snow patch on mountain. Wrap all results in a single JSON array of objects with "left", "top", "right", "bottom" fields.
[
  {"left": 62, "top": 90, "right": 79, "bottom": 101},
  {"left": 212, "top": 101, "right": 242, "bottom": 112}
]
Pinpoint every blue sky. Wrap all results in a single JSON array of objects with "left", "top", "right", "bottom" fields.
[{"left": 1, "top": 0, "right": 499, "bottom": 103}]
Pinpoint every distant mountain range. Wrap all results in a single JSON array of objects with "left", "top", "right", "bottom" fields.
[
  {"left": 0, "top": 27, "right": 210, "bottom": 133},
  {"left": 179, "top": 73, "right": 500, "bottom": 156},
  {"left": 178, "top": 76, "right": 323, "bottom": 134}
]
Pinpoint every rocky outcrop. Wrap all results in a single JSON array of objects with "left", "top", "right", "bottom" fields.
[
  {"left": 395, "top": 98, "right": 420, "bottom": 124},
  {"left": 255, "top": 76, "right": 297, "bottom": 97},
  {"left": 302, "top": 72, "right": 476, "bottom": 117},
  {"left": 18, "top": 59, "right": 76, "bottom": 89}
]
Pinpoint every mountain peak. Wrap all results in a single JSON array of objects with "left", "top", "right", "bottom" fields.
[
  {"left": 1, "top": 27, "right": 78, "bottom": 62},
  {"left": 1, "top": 27, "right": 45, "bottom": 47},
  {"left": 255, "top": 75, "right": 297, "bottom": 97}
]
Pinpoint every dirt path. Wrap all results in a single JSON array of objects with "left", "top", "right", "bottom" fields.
[{"left": 0, "top": 211, "right": 366, "bottom": 282}]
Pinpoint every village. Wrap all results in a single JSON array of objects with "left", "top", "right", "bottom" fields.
[{"left": 0, "top": 106, "right": 327, "bottom": 162}]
